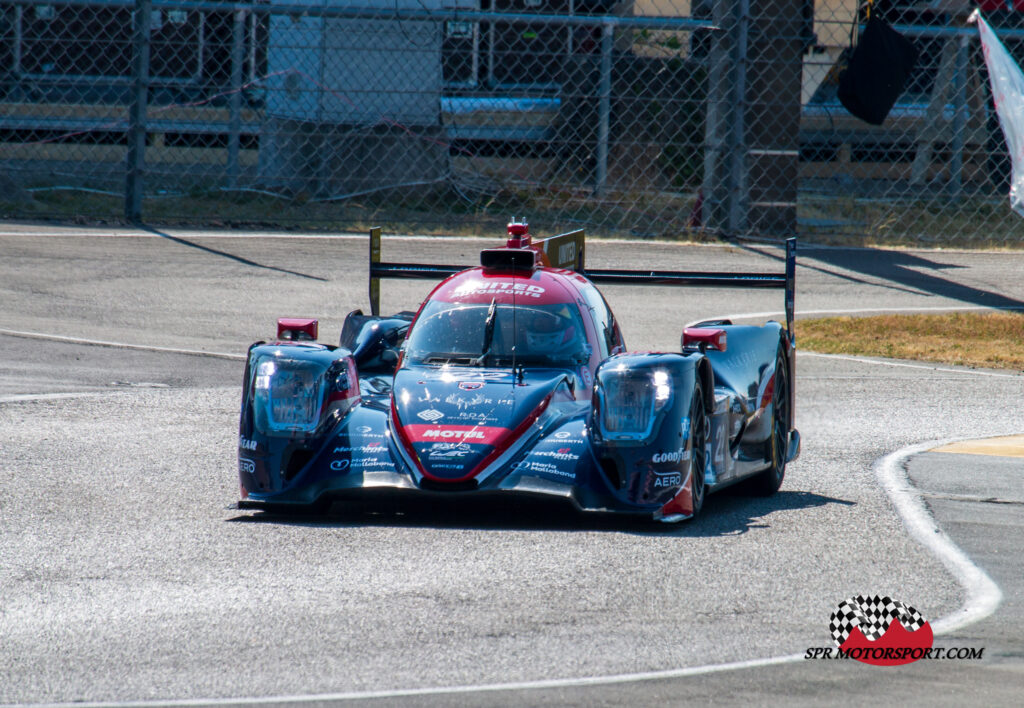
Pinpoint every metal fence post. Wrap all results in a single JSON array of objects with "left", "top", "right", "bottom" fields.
[
  {"left": 950, "top": 32, "right": 970, "bottom": 198},
  {"left": 702, "top": 0, "right": 744, "bottom": 235},
  {"left": 726, "top": 0, "right": 749, "bottom": 235},
  {"left": 125, "top": 0, "right": 151, "bottom": 222},
  {"left": 12, "top": 5, "right": 22, "bottom": 77},
  {"left": 228, "top": 8, "right": 246, "bottom": 188},
  {"left": 595, "top": 20, "right": 613, "bottom": 196}
]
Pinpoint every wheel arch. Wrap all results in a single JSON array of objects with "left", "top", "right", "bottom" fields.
[{"left": 696, "top": 356, "right": 715, "bottom": 414}]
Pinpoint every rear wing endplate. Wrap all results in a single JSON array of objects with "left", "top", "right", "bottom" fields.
[{"left": 368, "top": 228, "right": 796, "bottom": 342}]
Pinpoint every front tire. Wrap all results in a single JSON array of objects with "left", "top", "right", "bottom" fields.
[{"left": 688, "top": 380, "right": 709, "bottom": 516}]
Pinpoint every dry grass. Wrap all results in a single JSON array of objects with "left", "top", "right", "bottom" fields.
[{"left": 796, "top": 312, "right": 1024, "bottom": 371}]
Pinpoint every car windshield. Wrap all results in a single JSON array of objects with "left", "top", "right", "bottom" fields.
[{"left": 403, "top": 300, "right": 590, "bottom": 368}]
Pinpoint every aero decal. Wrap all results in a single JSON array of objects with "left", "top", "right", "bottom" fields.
[
  {"left": 829, "top": 595, "right": 933, "bottom": 666},
  {"left": 403, "top": 424, "right": 508, "bottom": 445}
]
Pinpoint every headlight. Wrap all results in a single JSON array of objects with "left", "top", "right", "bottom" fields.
[
  {"left": 252, "top": 355, "right": 329, "bottom": 435},
  {"left": 596, "top": 368, "right": 673, "bottom": 442}
]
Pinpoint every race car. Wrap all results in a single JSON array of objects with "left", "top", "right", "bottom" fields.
[{"left": 237, "top": 221, "right": 799, "bottom": 522}]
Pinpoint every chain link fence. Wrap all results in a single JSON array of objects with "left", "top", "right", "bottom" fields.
[{"left": 1, "top": 0, "right": 1023, "bottom": 245}]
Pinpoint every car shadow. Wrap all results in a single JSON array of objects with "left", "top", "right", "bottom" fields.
[
  {"left": 742, "top": 243, "right": 1024, "bottom": 311},
  {"left": 225, "top": 489, "right": 853, "bottom": 537}
]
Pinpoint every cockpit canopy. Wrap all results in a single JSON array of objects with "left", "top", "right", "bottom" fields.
[{"left": 403, "top": 300, "right": 590, "bottom": 368}]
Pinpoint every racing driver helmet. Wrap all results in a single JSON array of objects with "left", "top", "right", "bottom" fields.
[{"left": 524, "top": 308, "right": 578, "bottom": 354}]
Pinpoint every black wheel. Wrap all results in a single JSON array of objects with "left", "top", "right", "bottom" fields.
[
  {"left": 751, "top": 347, "right": 789, "bottom": 496},
  {"left": 688, "top": 380, "right": 709, "bottom": 517}
]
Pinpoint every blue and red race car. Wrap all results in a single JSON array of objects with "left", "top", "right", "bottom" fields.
[{"left": 237, "top": 222, "right": 800, "bottom": 522}]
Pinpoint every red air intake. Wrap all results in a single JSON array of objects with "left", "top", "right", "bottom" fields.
[{"left": 277, "top": 318, "right": 319, "bottom": 341}]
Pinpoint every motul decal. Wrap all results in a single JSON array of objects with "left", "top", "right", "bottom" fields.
[{"left": 402, "top": 424, "right": 508, "bottom": 445}]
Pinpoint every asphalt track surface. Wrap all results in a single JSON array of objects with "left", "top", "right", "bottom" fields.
[{"left": 1, "top": 224, "right": 1023, "bottom": 706}]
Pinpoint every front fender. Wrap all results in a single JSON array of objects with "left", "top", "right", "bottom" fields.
[
  {"left": 588, "top": 352, "right": 704, "bottom": 508},
  {"left": 238, "top": 341, "right": 359, "bottom": 497}
]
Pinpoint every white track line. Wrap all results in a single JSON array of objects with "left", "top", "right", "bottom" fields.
[
  {"left": 711, "top": 304, "right": 1024, "bottom": 322},
  {"left": 0, "top": 328, "right": 244, "bottom": 361},
  {"left": 0, "top": 392, "right": 110, "bottom": 404},
  {"left": 0, "top": 230, "right": 1010, "bottom": 254},
  {"left": 800, "top": 351, "right": 1024, "bottom": 379},
  {"left": 0, "top": 231, "right": 495, "bottom": 242},
  {"left": 874, "top": 440, "right": 1003, "bottom": 636}
]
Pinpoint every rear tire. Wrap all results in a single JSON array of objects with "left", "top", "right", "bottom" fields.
[{"left": 750, "top": 347, "right": 789, "bottom": 496}]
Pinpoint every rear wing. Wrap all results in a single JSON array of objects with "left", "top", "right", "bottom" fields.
[{"left": 368, "top": 227, "right": 796, "bottom": 342}]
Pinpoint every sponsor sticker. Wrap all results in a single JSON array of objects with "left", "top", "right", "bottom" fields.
[
  {"left": 238, "top": 458, "right": 255, "bottom": 474},
  {"left": 453, "top": 280, "right": 546, "bottom": 299},
  {"left": 516, "top": 460, "right": 575, "bottom": 479},
  {"left": 351, "top": 459, "right": 394, "bottom": 470},
  {"left": 334, "top": 445, "right": 389, "bottom": 455},
  {"left": 653, "top": 472, "right": 682, "bottom": 488},
  {"left": 530, "top": 450, "right": 579, "bottom": 462},
  {"left": 239, "top": 438, "right": 258, "bottom": 451},
  {"left": 330, "top": 459, "right": 350, "bottom": 472},
  {"left": 417, "top": 409, "right": 445, "bottom": 422},
  {"left": 653, "top": 448, "right": 689, "bottom": 464},
  {"left": 428, "top": 447, "right": 472, "bottom": 459},
  {"left": 404, "top": 424, "right": 506, "bottom": 445}
]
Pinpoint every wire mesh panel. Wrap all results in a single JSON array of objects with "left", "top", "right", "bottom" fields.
[
  {"left": 805, "top": 0, "right": 1024, "bottom": 246},
  {"left": 1, "top": 0, "right": 1023, "bottom": 246}
]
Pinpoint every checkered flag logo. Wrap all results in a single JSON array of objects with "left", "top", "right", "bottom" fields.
[{"left": 829, "top": 595, "right": 927, "bottom": 647}]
